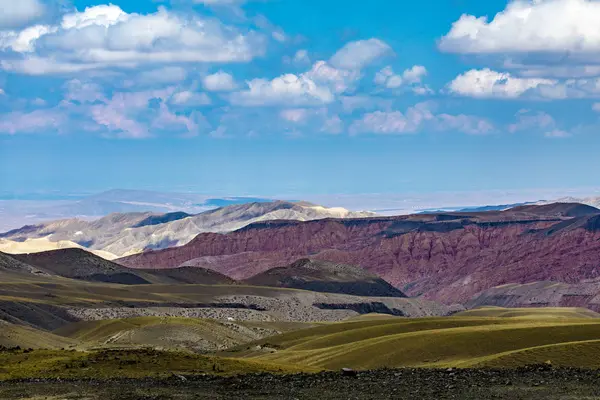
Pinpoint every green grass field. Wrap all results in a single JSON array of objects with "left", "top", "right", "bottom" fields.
[
  {"left": 218, "top": 308, "right": 600, "bottom": 370},
  {"left": 454, "top": 306, "right": 600, "bottom": 319},
  {"left": 0, "top": 322, "right": 78, "bottom": 349}
]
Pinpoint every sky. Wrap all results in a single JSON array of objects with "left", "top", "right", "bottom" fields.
[{"left": 1, "top": 0, "right": 600, "bottom": 199}]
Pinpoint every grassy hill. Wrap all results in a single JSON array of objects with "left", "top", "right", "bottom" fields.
[
  {"left": 0, "top": 321, "right": 78, "bottom": 349},
  {"left": 54, "top": 317, "right": 315, "bottom": 352},
  {"left": 222, "top": 309, "right": 600, "bottom": 370},
  {"left": 454, "top": 306, "right": 600, "bottom": 319}
]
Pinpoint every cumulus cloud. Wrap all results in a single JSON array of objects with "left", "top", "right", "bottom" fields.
[
  {"left": 0, "top": 108, "right": 67, "bottom": 134},
  {"left": 171, "top": 91, "right": 212, "bottom": 106},
  {"left": 349, "top": 102, "right": 493, "bottom": 135},
  {"left": 374, "top": 65, "right": 431, "bottom": 94},
  {"left": 230, "top": 73, "right": 334, "bottom": 106},
  {"left": 0, "top": 0, "right": 46, "bottom": 30},
  {"left": 230, "top": 39, "right": 391, "bottom": 107},
  {"left": 509, "top": 109, "right": 570, "bottom": 137},
  {"left": 64, "top": 79, "right": 106, "bottom": 103},
  {"left": 440, "top": 0, "right": 600, "bottom": 58},
  {"left": 593, "top": 103, "right": 600, "bottom": 112},
  {"left": 0, "top": 5, "right": 266, "bottom": 75},
  {"left": 203, "top": 71, "right": 238, "bottom": 91},
  {"left": 448, "top": 68, "right": 555, "bottom": 98},
  {"left": 329, "top": 38, "right": 392, "bottom": 70}
]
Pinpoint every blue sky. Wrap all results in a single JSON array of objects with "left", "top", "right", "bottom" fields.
[{"left": 1, "top": 0, "right": 600, "bottom": 198}]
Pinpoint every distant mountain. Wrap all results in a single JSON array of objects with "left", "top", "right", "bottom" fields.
[
  {"left": 509, "top": 202, "right": 600, "bottom": 217},
  {"left": 538, "top": 196, "right": 600, "bottom": 210},
  {"left": 245, "top": 258, "right": 406, "bottom": 297},
  {"left": 0, "top": 189, "right": 281, "bottom": 232},
  {"left": 120, "top": 203, "right": 600, "bottom": 304},
  {"left": 0, "top": 238, "right": 118, "bottom": 260},
  {"left": 1, "top": 200, "right": 375, "bottom": 258}
]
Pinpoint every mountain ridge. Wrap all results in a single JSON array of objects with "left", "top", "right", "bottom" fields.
[
  {"left": 0, "top": 200, "right": 375, "bottom": 259},
  {"left": 119, "top": 203, "right": 600, "bottom": 304}
]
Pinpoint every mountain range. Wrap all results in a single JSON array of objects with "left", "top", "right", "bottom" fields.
[
  {"left": 0, "top": 200, "right": 374, "bottom": 259},
  {"left": 119, "top": 202, "right": 600, "bottom": 305}
]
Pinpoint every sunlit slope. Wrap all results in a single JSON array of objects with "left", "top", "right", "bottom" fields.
[
  {"left": 231, "top": 310, "right": 600, "bottom": 370},
  {"left": 54, "top": 317, "right": 314, "bottom": 351},
  {"left": 469, "top": 340, "right": 600, "bottom": 369},
  {"left": 0, "top": 321, "right": 79, "bottom": 349},
  {"left": 454, "top": 306, "right": 600, "bottom": 319}
]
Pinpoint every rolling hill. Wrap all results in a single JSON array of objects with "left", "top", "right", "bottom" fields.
[
  {"left": 245, "top": 258, "right": 406, "bottom": 297},
  {"left": 119, "top": 203, "right": 600, "bottom": 304},
  {"left": 226, "top": 310, "right": 600, "bottom": 370},
  {"left": 1, "top": 201, "right": 375, "bottom": 258},
  {"left": 53, "top": 317, "right": 315, "bottom": 352}
]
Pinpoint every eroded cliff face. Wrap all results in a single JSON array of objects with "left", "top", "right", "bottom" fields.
[{"left": 119, "top": 209, "right": 600, "bottom": 304}]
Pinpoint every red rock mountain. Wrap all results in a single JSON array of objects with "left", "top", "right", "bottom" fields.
[{"left": 118, "top": 203, "right": 600, "bottom": 304}]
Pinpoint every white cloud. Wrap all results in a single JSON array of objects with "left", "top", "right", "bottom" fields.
[
  {"left": 171, "top": 91, "right": 212, "bottom": 106},
  {"left": 64, "top": 79, "right": 106, "bottom": 103},
  {"left": 374, "top": 65, "right": 429, "bottom": 92},
  {"left": 203, "top": 71, "right": 238, "bottom": 91},
  {"left": 402, "top": 65, "right": 428, "bottom": 84},
  {"left": 448, "top": 68, "right": 555, "bottom": 98},
  {"left": 322, "top": 114, "right": 343, "bottom": 134},
  {"left": 0, "top": 108, "right": 67, "bottom": 134},
  {"left": 303, "top": 60, "right": 360, "bottom": 93},
  {"left": 0, "top": 0, "right": 46, "bottom": 29},
  {"left": 350, "top": 102, "right": 493, "bottom": 135},
  {"left": 0, "top": 88, "right": 4, "bottom": 96},
  {"left": 350, "top": 110, "right": 419, "bottom": 134},
  {"left": 0, "top": 25, "right": 55, "bottom": 53},
  {"left": 230, "top": 73, "right": 334, "bottom": 106},
  {"left": 593, "top": 103, "right": 600, "bottom": 112},
  {"left": 545, "top": 129, "right": 570, "bottom": 138},
  {"left": 509, "top": 110, "right": 555, "bottom": 133},
  {"left": 89, "top": 88, "right": 175, "bottom": 138},
  {"left": 280, "top": 108, "right": 308, "bottom": 122},
  {"left": 151, "top": 103, "right": 208, "bottom": 138},
  {"left": 329, "top": 38, "right": 392, "bottom": 70},
  {"left": 293, "top": 49, "right": 310, "bottom": 64},
  {"left": 0, "top": 5, "right": 266, "bottom": 75},
  {"left": 509, "top": 109, "right": 569, "bottom": 137},
  {"left": 440, "top": 0, "right": 600, "bottom": 57}
]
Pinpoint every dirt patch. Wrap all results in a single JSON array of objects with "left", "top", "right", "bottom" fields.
[{"left": 2, "top": 366, "right": 600, "bottom": 399}]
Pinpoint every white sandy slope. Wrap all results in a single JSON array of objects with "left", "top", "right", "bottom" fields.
[
  {"left": 0, "top": 237, "right": 119, "bottom": 260},
  {"left": 1, "top": 201, "right": 375, "bottom": 259}
]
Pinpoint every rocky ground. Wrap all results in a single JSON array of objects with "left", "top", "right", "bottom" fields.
[{"left": 3, "top": 366, "right": 600, "bottom": 399}]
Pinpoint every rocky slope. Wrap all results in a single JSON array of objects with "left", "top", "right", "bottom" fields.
[
  {"left": 245, "top": 258, "right": 406, "bottom": 297},
  {"left": 466, "top": 281, "right": 600, "bottom": 312},
  {"left": 1, "top": 201, "right": 374, "bottom": 259},
  {"left": 120, "top": 203, "right": 600, "bottom": 304}
]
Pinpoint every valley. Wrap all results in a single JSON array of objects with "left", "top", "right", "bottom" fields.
[{"left": 2, "top": 200, "right": 600, "bottom": 399}]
